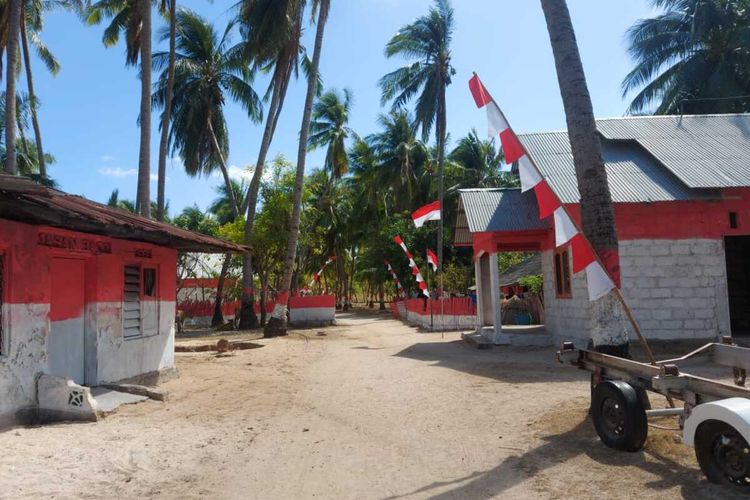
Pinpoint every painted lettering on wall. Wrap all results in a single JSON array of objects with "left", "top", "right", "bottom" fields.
[
  {"left": 37, "top": 232, "right": 112, "bottom": 255},
  {"left": 135, "top": 249, "right": 152, "bottom": 258}
]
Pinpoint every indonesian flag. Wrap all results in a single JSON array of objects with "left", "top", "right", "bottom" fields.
[
  {"left": 411, "top": 201, "right": 441, "bottom": 228},
  {"left": 469, "top": 73, "right": 615, "bottom": 302},
  {"left": 393, "top": 235, "right": 429, "bottom": 297},
  {"left": 306, "top": 255, "right": 337, "bottom": 290},
  {"left": 426, "top": 248, "right": 438, "bottom": 272},
  {"left": 385, "top": 260, "right": 404, "bottom": 293}
]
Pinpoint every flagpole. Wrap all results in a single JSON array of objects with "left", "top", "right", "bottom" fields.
[{"left": 472, "top": 72, "right": 656, "bottom": 365}]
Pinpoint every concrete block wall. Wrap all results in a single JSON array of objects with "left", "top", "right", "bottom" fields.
[
  {"left": 402, "top": 310, "right": 475, "bottom": 331},
  {"left": 542, "top": 238, "right": 731, "bottom": 344}
]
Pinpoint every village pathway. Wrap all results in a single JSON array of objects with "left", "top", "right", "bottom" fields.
[{"left": 0, "top": 309, "right": 744, "bottom": 499}]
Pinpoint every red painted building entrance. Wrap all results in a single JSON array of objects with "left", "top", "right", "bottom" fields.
[{"left": 48, "top": 257, "right": 86, "bottom": 384}]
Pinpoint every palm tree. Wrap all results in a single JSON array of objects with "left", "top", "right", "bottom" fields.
[
  {"left": 106, "top": 189, "right": 136, "bottom": 212},
  {"left": 623, "top": 0, "right": 750, "bottom": 114},
  {"left": 369, "top": 110, "right": 431, "bottom": 210},
  {"left": 4, "top": 0, "right": 22, "bottom": 175},
  {"left": 541, "top": 0, "right": 628, "bottom": 353},
  {"left": 86, "top": 0, "right": 152, "bottom": 216},
  {"left": 236, "top": 0, "right": 306, "bottom": 329},
  {"left": 208, "top": 179, "right": 247, "bottom": 326},
  {"left": 155, "top": 0, "right": 176, "bottom": 221},
  {"left": 448, "top": 130, "right": 513, "bottom": 189},
  {"left": 308, "top": 88, "right": 353, "bottom": 181},
  {"left": 152, "top": 9, "right": 262, "bottom": 220},
  {"left": 265, "top": 0, "right": 330, "bottom": 336},
  {"left": 379, "top": 0, "right": 455, "bottom": 301}
]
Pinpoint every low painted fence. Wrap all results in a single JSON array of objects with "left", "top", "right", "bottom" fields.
[
  {"left": 393, "top": 298, "right": 477, "bottom": 331},
  {"left": 177, "top": 299, "right": 276, "bottom": 327},
  {"left": 289, "top": 295, "right": 336, "bottom": 326}
]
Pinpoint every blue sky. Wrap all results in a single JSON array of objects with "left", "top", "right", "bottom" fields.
[{"left": 33, "top": 0, "right": 657, "bottom": 214}]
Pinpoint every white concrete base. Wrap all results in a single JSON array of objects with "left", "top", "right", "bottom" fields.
[
  {"left": 37, "top": 374, "right": 98, "bottom": 422},
  {"left": 289, "top": 307, "right": 335, "bottom": 327}
]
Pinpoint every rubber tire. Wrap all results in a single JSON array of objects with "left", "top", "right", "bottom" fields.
[
  {"left": 591, "top": 380, "right": 648, "bottom": 452},
  {"left": 695, "top": 420, "right": 750, "bottom": 486}
]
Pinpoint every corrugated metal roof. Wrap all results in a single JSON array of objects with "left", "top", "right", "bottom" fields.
[
  {"left": 519, "top": 131, "right": 717, "bottom": 203},
  {"left": 458, "top": 189, "right": 549, "bottom": 233},
  {"left": 498, "top": 253, "right": 542, "bottom": 286},
  {"left": 0, "top": 175, "right": 247, "bottom": 253},
  {"left": 596, "top": 114, "right": 750, "bottom": 189}
]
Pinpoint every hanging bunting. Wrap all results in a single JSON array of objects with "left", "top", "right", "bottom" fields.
[
  {"left": 393, "top": 235, "right": 429, "bottom": 297},
  {"left": 468, "top": 73, "right": 615, "bottom": 302},
  {"left": 302, "top": 255, "right": 337, "bottom": 294},
  {"left": 426, "top": 248, "right": 438, "bottom": 272},
  {"left": 384, "top": 260, "right": 404, "bottom": 295}
]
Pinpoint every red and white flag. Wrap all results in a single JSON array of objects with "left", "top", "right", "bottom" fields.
[
  {"left": 469, "top": 73, "right": 615, "bottom": 302},
  {"left": 411, "top": 201, "right": 441, "bottom": 228},
  {"left": 393, "top": 235, "right": 429, "bottom": 297},
  {"left": 384, "top": 260, "right": 404, "bottom": 294},
  {"left": 426, "top": 248, "right": 438, "bottom": 272},
  {"left": 305, "top": 255, "right": 336, "bottom": 291}
]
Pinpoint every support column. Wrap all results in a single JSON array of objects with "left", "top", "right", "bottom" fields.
[
  {"left": 474, "top": 255, "right": 484, "bottom": 330},
  {"left": 489, "top": 252, "right": 502, "bottom": 343}
]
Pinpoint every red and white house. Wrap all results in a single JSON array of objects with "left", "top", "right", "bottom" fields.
[
  {"left": 455, "top": 113, "right": 750, "bottom": 346},
  {"left": 0, "top": 177, "right": 244, "bottom": 425}
]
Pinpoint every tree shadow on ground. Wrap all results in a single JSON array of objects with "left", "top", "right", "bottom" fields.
[
  {"left": 384, "top": 413, "right": 745, "bottom": 500},
  {"left": 393, "top": 340, "right": 583, "bottom": 384}
]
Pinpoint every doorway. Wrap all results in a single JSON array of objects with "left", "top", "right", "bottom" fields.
[
  {"left": 48, "top": 257, "right": 86, "bottom": 383},
  {"left": 725, "top": 236, "right": 750, "bottom": 336}
]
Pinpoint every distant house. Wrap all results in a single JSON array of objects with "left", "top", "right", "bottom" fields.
[
  {"left": 456, "top": 114, "right": 750, "bottom": 346},
  {"left": 498, "top": 253, "right": 542, "bottom": 298},
  {"left": 0, "top": 176, "right": 244, "bottom": 425}
]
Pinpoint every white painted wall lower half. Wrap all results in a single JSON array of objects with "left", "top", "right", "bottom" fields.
[
  {"left": 0, "top": 300, "right": 176, "bottom": 424},
  {"left": 543, "top": 238, "right": 731, "bottom": 345},
  {"left": 289, "top": 307, "right": 335, "bottom": 326},
  {"left": 0, "top": 303, "right": 49, "bottom": 424}
]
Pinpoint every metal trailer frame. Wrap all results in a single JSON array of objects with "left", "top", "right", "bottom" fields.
[{"left": 556, "top": 337, "right": 750, "bottom": 486}]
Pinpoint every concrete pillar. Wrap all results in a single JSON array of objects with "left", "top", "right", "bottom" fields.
[
  {"left": 474, "top": 255, "right": 484, "bottom": 330},
  {"left": 489, "top": 252, "right": 502, "bottom": 342}
]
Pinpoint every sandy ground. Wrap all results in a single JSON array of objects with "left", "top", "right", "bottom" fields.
[{"left": 0, "top": 310, "right": 746, "bottom": 499}]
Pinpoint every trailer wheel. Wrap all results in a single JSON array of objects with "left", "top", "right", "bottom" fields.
[
  {"left": 695, "top": 420, "right": 750, "bottom": 486},
  {"left": 592, "top": 380, "right": 648, "bottom": 452}
]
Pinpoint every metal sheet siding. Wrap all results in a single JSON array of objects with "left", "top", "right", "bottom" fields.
[
  {"left": 458, "top": 189, "right": 549, "bottom": 233},
  {"left": 596, "top": 114, "right": 750, "bottom": 188},
  {"left": 519, "top": 131, "right": 707, "bottom": 203}
]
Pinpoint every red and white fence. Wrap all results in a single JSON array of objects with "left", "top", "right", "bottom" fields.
[
  {"left": 392, "top": 297, "right": 477, "bottom": 331},
  {"left": 289, "top": 295, "right": 336, "bottom": 326}
]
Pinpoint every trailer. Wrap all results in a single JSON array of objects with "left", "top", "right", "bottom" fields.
[{"left": 556, "top": 337, "right": 750, "bottom": 486}]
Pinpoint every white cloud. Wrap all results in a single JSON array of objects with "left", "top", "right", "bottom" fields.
[
  {"left": 99, "top": 155, "right": 117, "bottom": 162},
  {"left": 213, "top": 165, "right": 255, "bottom": 181},
  {"left": 98, "top": 167, "right": 137, "bottom": 178}
]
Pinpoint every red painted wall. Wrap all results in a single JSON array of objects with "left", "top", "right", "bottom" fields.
[
  {"left": 0, "top": 219, "right": 177, "bottom": 308},
  {"left": 289, "top": 295, "right": 336, "bottom": 309},
  {"left": 468, "top": 188, "right": 750, "bottom": 253}
]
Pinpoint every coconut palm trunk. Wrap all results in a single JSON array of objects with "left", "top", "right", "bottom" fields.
[
  {"left": 20, "top": 15, "right": 46, "bottom": 178},
  {"left": 156, "top": 0, "right": 177, "bottom": 221},
  {"left": 206, "top": 120, "right": 240, "bottom": 217},
  {"left": 211, "top": 252, "right": 231, "bottom": 327},
  {"left": 238, "top": 60, "right": 292, "bottom": 329},
  {"left": 264, "top": 0, "right": 330, "bottom": 336},
  {"left": 540, "top": 0, "right": 628, "bottom": 354},
  {"left": 136, "top": 0, "right": 152, "bottom": 217},
  {"left": 4, "top": 0, "right": 22, "bottom": 175}
]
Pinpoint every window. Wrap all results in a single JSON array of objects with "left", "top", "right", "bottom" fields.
[
  {"left": 730, "top": 212, "right": 738, "bottom": 229},
  {"left": 554, "top": 248, "right": 572, "bottom": 298},
  {"left": 143, "top": 268, "right": 157, "bottom": 297},
  {"left": 0, "top": 253, "right": 5, "bottom": 355},
  {"left": 123, "top": 265, "right": 141, "bottom": 338}
]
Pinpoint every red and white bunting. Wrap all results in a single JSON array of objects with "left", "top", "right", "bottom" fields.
[
  {"left": 305, "top": 255, "right": 337, "bottom": 291},
  {"left": 426, "top": 248, "right": 438, "bottom": 272},
  {"left": 384, "top": 260, "right": 404, "bottom": 294},
  {"left": 393, "top": 235, "right": 429, "bottom": 297},
  {"left": 411, "top": 201, "right": 441, "bottom": 228},
  {"left": 469, "top": 73, "right": 615, "bottom": 302}
]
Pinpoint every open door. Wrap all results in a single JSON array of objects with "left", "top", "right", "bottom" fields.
[
  {"left": 725, "top": 236, "right": 750, "bottom": 336},
  {"left": 48, "top": 257, "right": 85, "bottom": 383},
  {"left": 141, "top": 267, "right": 159, "bottom": 337}
]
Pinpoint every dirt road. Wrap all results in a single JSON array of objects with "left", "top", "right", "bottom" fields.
[{"left": 0, "top": 310, "right": 744, "bottom": 499}]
